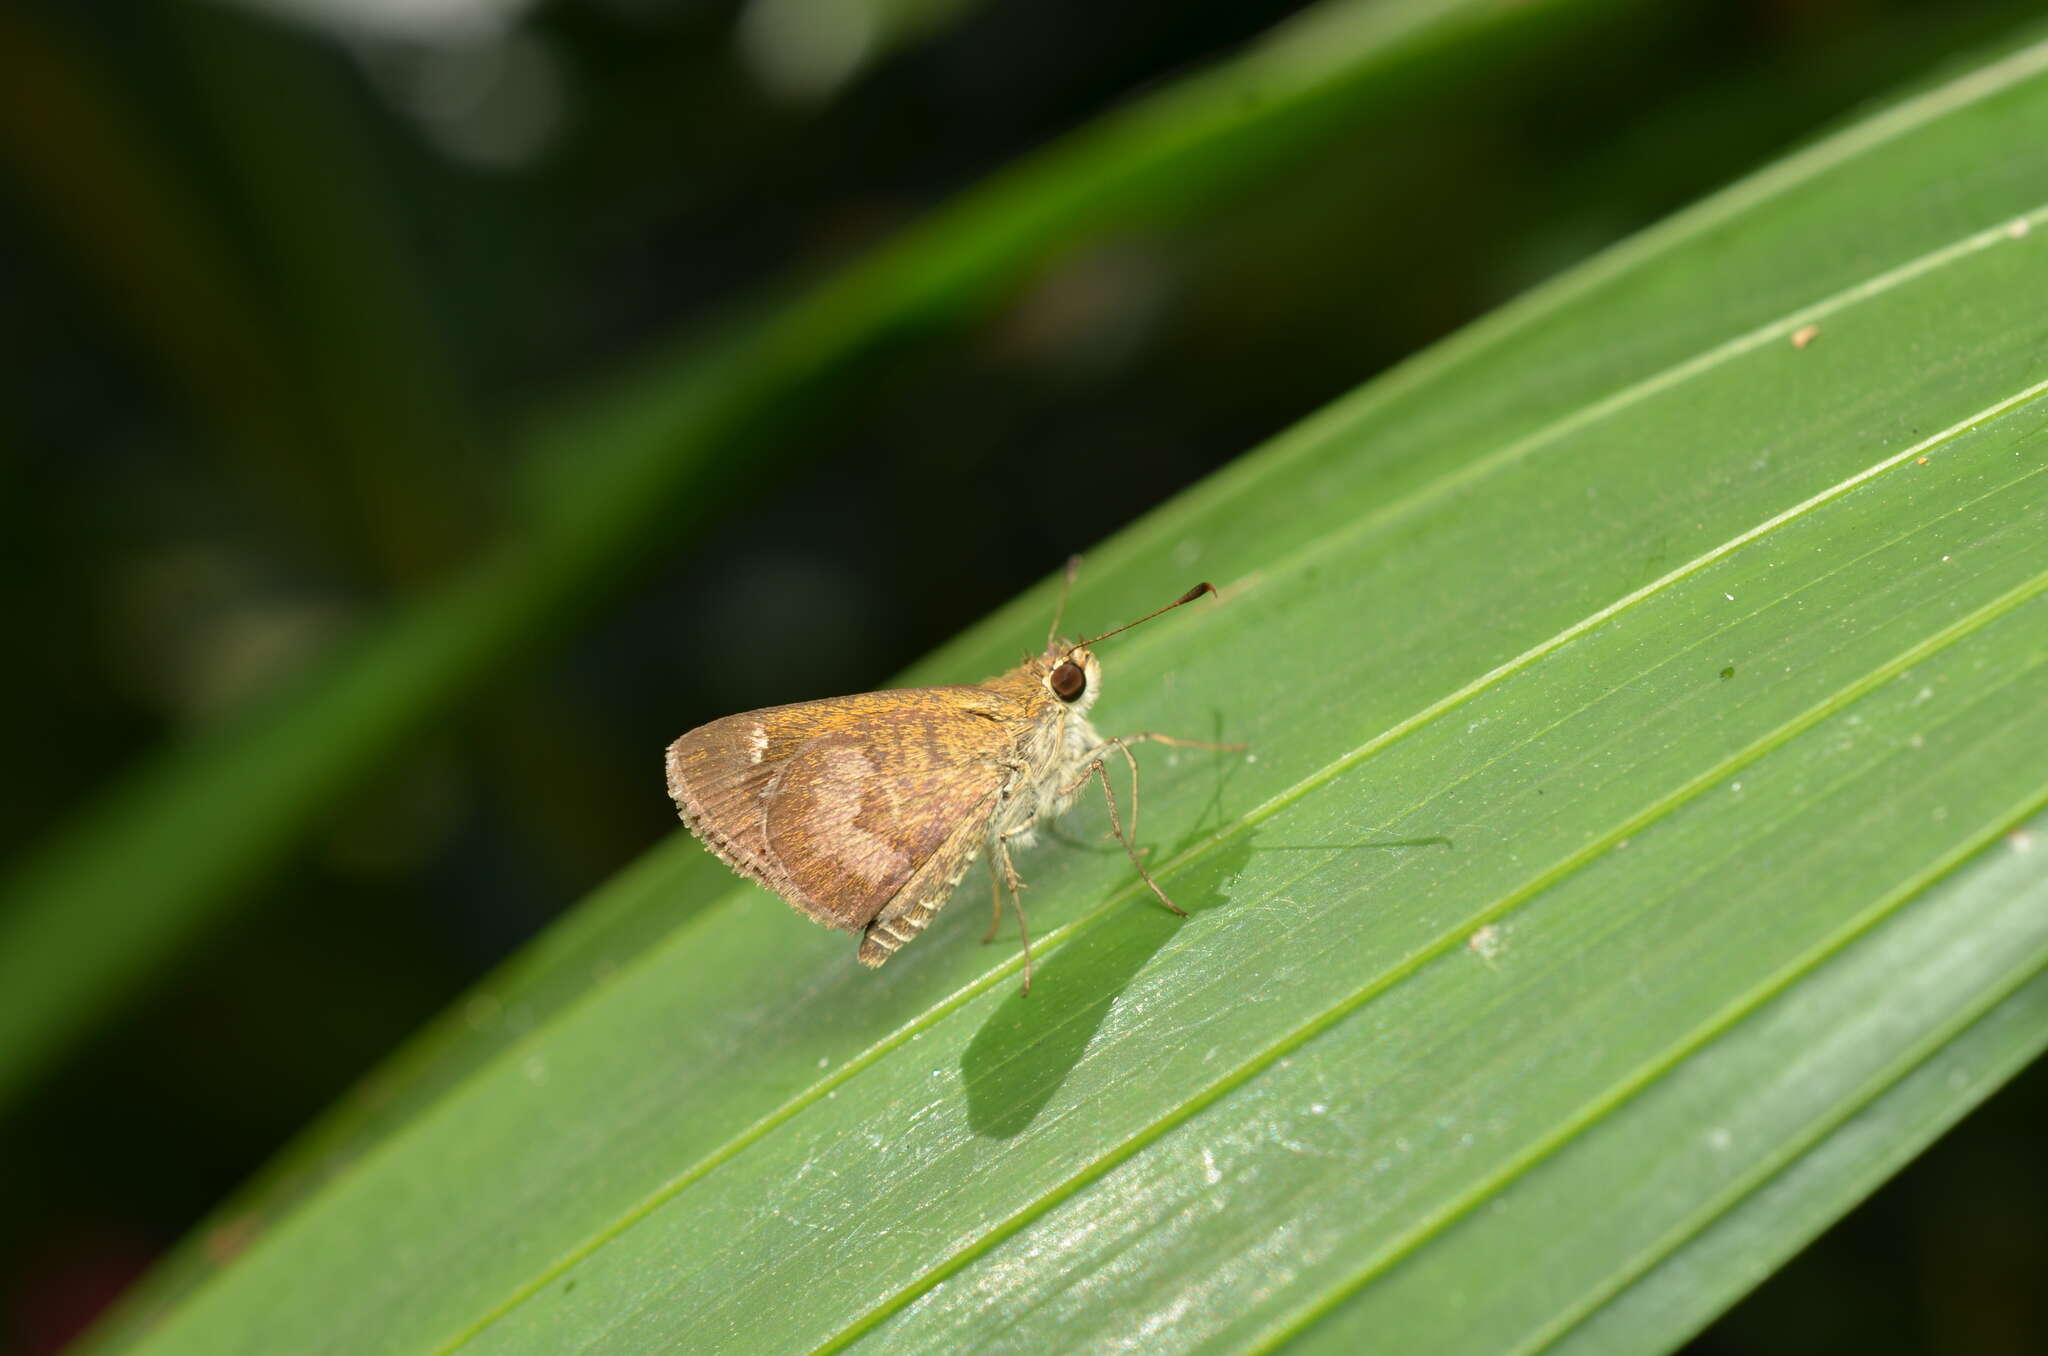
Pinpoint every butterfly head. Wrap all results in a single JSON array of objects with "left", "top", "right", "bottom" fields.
[
  {"left": 1041, "top": 642, "right": 1102, "bottom": 715},
  {"left": 1034, "top": 572, "right": 1216, "bottom": 718}
]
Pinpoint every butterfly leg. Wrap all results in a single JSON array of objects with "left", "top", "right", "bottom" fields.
[
  {"left": 991, "top": 833, "right": 1034, "bottom": 995},
  {"left": 1063, "top": 756, "right": 1187, "bottom": 920},
  {"left": 1077, "top": 732, "right": 1246, "bottom": 845},
  {"left": 1100, "top": 732, "right": 1247, "bottom": 755},
  {"left": 1102, "top": 738, "right": 1148, "bottom": 844},
  {"left": 1098, "top": 730, "right": 1248, "bottom": 765},
  {"left": 981, "top": 849, "right": 1005, "bottom": 944}
]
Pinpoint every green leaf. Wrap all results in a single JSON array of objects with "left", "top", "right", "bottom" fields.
[
  {"left": 0, "top": 0, "right": 1647, "bottom": 1113},
  {"left": 84, "top": 25, "right": 2048, "bottom": 1356}
]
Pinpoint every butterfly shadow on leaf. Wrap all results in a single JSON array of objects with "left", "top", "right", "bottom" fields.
[
  {"left": 960, "top": 822, "right": 1256, "bottom": 1141},
  {"left": 961, "top": 731, "right": 1254, "bottom": 1140},
  {"left": 959, "top": 734, "right": 1457, "bottom": 1139}
]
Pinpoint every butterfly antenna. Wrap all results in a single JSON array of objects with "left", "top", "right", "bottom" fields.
[
  {"left": 1066, "top": 582, "right": 1217, "bottom": 657},
  {"left": 1046, "top": 554, "right": 1082, "bottom": 648}
]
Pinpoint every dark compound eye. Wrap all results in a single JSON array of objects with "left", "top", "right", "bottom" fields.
[{"left": 1050, "top": 660, "right": 1087, "bottom": 702}]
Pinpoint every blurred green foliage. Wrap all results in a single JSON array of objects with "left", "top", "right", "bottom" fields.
[{"left": 1, "top": 1, "right": 2043, "bottom": 1352}]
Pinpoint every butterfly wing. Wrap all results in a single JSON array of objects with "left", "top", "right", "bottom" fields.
[
  {"left": 666, "top": 688, "right": 1016, "bottom": 933},
  {"left": 854, "top": 805, "right": 993, "bottom": 968}
]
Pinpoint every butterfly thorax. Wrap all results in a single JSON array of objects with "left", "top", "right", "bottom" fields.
[{"left": 985, "top": 641, "right": 1104, "bottom": 853}]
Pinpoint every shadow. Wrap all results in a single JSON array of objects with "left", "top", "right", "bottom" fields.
[
  {"left": 962, "top": 723, "right": 1252, "bottom": 1138},
  {"left": 961, "top": 824, "right": 1256, "bottom": 1139},
  {"left": 961, "top": 721, "right": 1453, "bottom": 1139}
]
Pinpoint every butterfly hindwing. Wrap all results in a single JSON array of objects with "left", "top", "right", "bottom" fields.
[{"left": 856, "top": 805, "right": 995, "bottom": 967}]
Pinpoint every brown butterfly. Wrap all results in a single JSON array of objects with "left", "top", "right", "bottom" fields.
[{"left": 665, "top": 561, "right": 1234, "bottom": 992}]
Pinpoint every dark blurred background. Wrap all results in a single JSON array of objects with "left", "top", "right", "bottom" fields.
[{"left": 1, "top": 1, "right": 2041, "bottom": 1351}]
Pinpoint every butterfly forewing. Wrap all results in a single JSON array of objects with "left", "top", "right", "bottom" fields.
[{"left": 667, "top": 688, "right": 1020, "bottom": 932}]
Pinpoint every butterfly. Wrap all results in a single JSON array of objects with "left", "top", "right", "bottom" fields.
[{"left": 665, "top": 561, "right": 1234, "bottom": 991}]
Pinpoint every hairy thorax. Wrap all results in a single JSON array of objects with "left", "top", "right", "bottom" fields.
[{"left": 988, "top": 645, "right": 1104, "bottom": 853}]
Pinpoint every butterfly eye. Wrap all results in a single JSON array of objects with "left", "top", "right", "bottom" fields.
[{"left": 1050, "top": 660, "right": 1087, "bottom": 702}]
